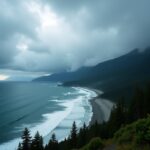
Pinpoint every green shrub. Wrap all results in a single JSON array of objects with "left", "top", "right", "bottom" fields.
[
  {"left": 114, "top": 116, "right": 150, "bottom": 145},
  {"left": 81, "top": 137, "right": 104, "bottom": 150}
]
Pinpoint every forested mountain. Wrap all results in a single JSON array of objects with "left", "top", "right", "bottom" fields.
[{"left": 34, "top": 47, "right": 150, "bottom": 101}]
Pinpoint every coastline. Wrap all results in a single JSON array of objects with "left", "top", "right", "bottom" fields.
[
  {"left": 0, "top": 86, "right": 95, "bottom": 150},
  {"left": 88, "top": 88, "right": 114, "bottom": 125},
  {"left": 0, "top": 85, "right": 113, "bottom": 150}
]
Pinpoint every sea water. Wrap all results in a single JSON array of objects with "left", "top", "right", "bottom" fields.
[{"left": 0, "top": 82, "right": 97, "bottom": 150}]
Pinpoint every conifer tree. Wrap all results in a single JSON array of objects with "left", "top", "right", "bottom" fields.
[
  {"left": 144, "top": 84, "right": 150, "bottom": 115},
  {"left": 17, "top": 142, "right": 22, "bottom": 150},
  {"left": 82, "top": 123, "right": 87, "bottom": 143},
  {"left": 48, "top": 133, "right": 59, "bottom": 150},
  {"left": 21, "top": 128, "right": 32, "bottom": 150},
  {"left": 128, "top": 86, "right": 144, "bottom": 122},
  {"left": 108, "top": 98, "right": 126, "bottom": 136},
  {"left": 70, "top": 121, "right": 77, "bottom": 148},
  {"left": 115, "top": 98, "right": 127, "bottom": 125},
  {"left": 31, "top": 131, "right": 43, "bottom": 150},
  {"left": 78, "top": 123, "right": 87, "bottom": 147},
  {"left": 44, "top": 144, "right": 48, "bottom": 150}
]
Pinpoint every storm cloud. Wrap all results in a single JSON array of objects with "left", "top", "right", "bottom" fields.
[{"left": 0, "top": 0, "right": 150, "bottom": 78}]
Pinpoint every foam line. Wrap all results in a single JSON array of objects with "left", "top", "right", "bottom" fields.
[{"left": 0, "top": 87, "right": 97, "bottom": 150}]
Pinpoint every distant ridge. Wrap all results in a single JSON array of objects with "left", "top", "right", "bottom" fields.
[{"left": 33, "top": 47, "right": 150, "bottom": 101}]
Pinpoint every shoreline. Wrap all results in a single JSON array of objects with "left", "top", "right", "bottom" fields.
[
  {"left": 0, "top": 86, "right": 94, "bottom": 150},
  {"left": 88, "top": 88, "right": 114, "bottom": 125},
  {"left": 0, "top": 86, "right": 113, "bottom": 150}
]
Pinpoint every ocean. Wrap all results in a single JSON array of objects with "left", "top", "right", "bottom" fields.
[{"left": 0, "top": 82, "right": 97, "bottom": 150}]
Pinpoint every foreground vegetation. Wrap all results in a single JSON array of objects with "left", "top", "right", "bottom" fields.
[
  {"left": 114, "top": 116, "right": 150, "bottom": 150},
  {"left": 17, "top": 84, "right": 150, "bottom": 150}
]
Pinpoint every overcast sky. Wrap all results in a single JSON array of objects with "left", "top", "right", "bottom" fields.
[{"left": 0, "top": 0, "right": 150, "bottom": 80}]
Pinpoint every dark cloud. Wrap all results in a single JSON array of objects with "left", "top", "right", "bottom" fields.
[
  {"left": 0, "top": 0, "right": 150, "bottom": 79},
  {"left": 0, "top": 0, "right": 38, "bottom": 39},
  {"left": 43, "top": 0, "right": 86, "bottom": 13},
  {"left": 0, "top": 36, "right": 18, "bottom": 65},
  {"left": 0, "top": 0, "right": 38, "bottom": 66}
]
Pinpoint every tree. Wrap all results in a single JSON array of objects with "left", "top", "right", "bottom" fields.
[
  {"left": 128, "top": 86, "right": 145, "bottom": 122},
  {"left": 21, "top": 128, "right": 32, "bottom": 150},
  {"left": 70, "top": 121, "right": 78, "bottom": 148},
  {"left": 144, "top": 83, "right": 150, "bottom": 115},
  {"left": 48, "top": 133, "right": 59, "bottom": 150},
  {"left": 17, "top": 143, "right": 22, "bottom": 150},
  {"left": 31, "top": 131, "right": 43, "bottom": 150},
  {"left": 78, "top": 123, "right": 87, "bottom": 147},
  {"left": 108, "top": 98, "right": 127, "bottom": 136},
  {"left": 59, "top": 138, "right": 69, "bottom": 150}
]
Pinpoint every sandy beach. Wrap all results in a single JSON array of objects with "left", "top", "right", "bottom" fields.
[{"left": 89, "top": 89, "right": 114, "bottom": 125}]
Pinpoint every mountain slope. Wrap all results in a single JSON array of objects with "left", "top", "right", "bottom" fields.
[{"left": 34, "top": 48, "right": 150, "bottom": 101}]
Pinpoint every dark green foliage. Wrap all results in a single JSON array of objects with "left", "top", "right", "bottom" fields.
[
  {"left": 78, "top": 123, "right": 88, "bottom": 147},
  {"left": 128, "top": 86, "right": 145, "bottom": 121},
  {"left": 144, "top": 83, "right": 150, "bottom": 115},
  {"left": 108, "top": 98, "right": 127, "bottom": 136},
  {"left": 47, "top": 133, "right": 59, "bottom": 150},
  {"left": 127, "top": 85, "right": 150, "bottom": 123},
  {"left": 31, "top": 132, "right": 43, "bottom": 150},
  {"left": 114, "top": 116, "right": 150, "bottom": 146},
  {"left": 17, "top": 143, "right": 22, "bottom": 150},
  {"left": 88, "top": 138, "right": 104, "bottom": 150},
  {"left": 21, "top": 128, "right": 32, "bottom": 150},
  {"left": 90, "top": 121, "right": 100, "bottom": 137},
  {"left": 59, "top": 138, "right": 69, "bottom": 150},
  {"left": 70, "top": 121, "right": 77, "bottom": 148},
  {"left": 80, "top": 137, "right": 104, "bottom": 150}
]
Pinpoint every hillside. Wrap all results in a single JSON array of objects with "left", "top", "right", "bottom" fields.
[
  {"left": 34, "top": 47, "right": 150, "bottom": 101},
  {"left": 17, "top": 84, "right": 150, "bottom": 150}
]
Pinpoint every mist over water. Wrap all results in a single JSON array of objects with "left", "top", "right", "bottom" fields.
[{"left": 0, "top": 82, "right": 97, "bottom": 150}]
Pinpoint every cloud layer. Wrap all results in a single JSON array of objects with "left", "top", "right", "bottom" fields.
[{"left": 0, "top": 0, "right": 150, "bottom": 77}]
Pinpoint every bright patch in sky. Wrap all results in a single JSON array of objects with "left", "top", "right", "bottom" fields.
[{"left": 0, "top": 75, "right": 9, "bottom": 81}]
